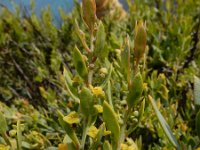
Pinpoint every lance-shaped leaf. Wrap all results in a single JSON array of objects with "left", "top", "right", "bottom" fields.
[
  {"left": 57, "top": 111, "right": 80, "bottom": 148},
  {"left": 196, "top": 110, "right": 200, "bottom": 139},
  {"left": 194, "top": 76, "right": 200, "bottom": 106},
  {"left": 60, "top": 68, "right": 79, "bottom": 103},
  {"left": 73, "top": 46, "right": 88, "bottom": 81},
  {"left": 79, "top": 87, "right": 94, "bottom": 117},
  {"left": 95, "top": 21, "right": 106, "bottom": 59},
  {"left": 103, "top": 101, "right": 120, "bottom": 143},
  {"left": 121, "top": 35, "right": 131, "bottom": 82},
  {"left": 63, "top": 67, "right": 78, "bottom": 96},
  {"left": 134, "top": 21, "right": 147, "bottom": 64},
  {"left": 82, "top": 0, "right": 96, "bottom": 32},
  {"left": 17, "top": 121, "right": 22, "bottom": 150},
  {"left": 0, "top": 112, "right": 8, "bottom": 134},
  {"left": 138, "top": 98, "right": 145, "bottom": 122},
  {"left": 103, "top": 140, "right": 112, "bottom": 150},
  {"left": 74, "top": 20, "right": 90, "bottom": 52},
  {"left": 148, "top": 95, "right": 180, "bottom": 149},
  {"left": 96, "top": 123, "right": 105, "bottom": 141},
  {"left": 126, "top": 73, "right": 143, "bottom": 108}
]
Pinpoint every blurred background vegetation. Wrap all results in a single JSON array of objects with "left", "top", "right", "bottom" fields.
[{"left": 0, "top": 0, "right": 200, "bottom": 149}]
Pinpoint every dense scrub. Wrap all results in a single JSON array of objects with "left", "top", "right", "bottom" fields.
[{"left": 0, "top": 0, "right": 200, "bottom": 149}]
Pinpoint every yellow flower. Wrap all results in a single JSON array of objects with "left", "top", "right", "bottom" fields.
[
  {"left": 58, "top": 144, "right": 67, "bottom": 150},
  {"left": 67, "top": 101, "right": 73, "bottom": 108},
  {"left": 121, "top": 143, "right": 129, "bottom": 150},
  {"left": 63, "top": 111, "right": 80, "bottom": 124},
  {"left": 0, "top": 144, "right": 10, "bottom": 150},
  {"left": 87, "top": 126, "right": 98, "bottom": 138},
  {"left": 157, "top": 99, "right": 161, "bottom": 109},
  {"left": 104, "top": 129, "right": 111, "bottom": 136},
  {"left": 121, "top": 143, "right": 137, "bottom": 150},
  {"left": 91, "top": 86, "right": 105, "bottom": 96},
  {"left": 94, "top": 105, "right": 103, "bottom": 113},
  {"left": 196, "top": 147, "right": 200, "bottom": 150},
  {"left": 180, "top": 123, "right": 188, "bottom": 132}
]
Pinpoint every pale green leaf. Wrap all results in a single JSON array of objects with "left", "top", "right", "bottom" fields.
[
  {"left": 148, "top": 95, "right": 180, "bottom": 149},
  {"left": 194, "top": 76, "right": 200, "bottom": 106}
]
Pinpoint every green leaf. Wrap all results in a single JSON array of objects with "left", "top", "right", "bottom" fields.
[
  {"left": 127, "top": 73, "right": 143, "bottom": 108},
  {"left": 62, "top": 134, "right": 77, "bottom": 150},
  {"left": 17, "top": 120, "right": 22, "bottom": 150},
  {"left": 95, "top": 21, "right": 106, "bottom": 59},
  {"left": 63, "top": 67, "right": 78, "bottom": 96},
  {"left": 50, "top": 49, "right": 62, "bottom": 72},
  {"left": 73, "top": 46, "right": 88, "bottom": 81},
  {"left": 96, "top": 123, "right": 105, "bottom": 142},
  {"left": 194, "top": 76, "right": 200, "bottom": 106},
  {"left": 79, "top": 87, "right": 94, "bottom": 117},
  {"left": 103, "top": 140, "right": 112, "bottom": 150},
  {"left": 148, "top": 95, "right": 180, "bottom": 149},
  {"left": 0, "top": 112, "right": 8, "bottom": 134},
  {"left": 74, "top": 20, "right": 90, "bottom": 52},
  {"left": 61, "top": 68, "right": 79, "bottom": 103},
  {"left": 196, "top": 110, "right": 200, "bottom": 139},
  {"left": 138, "top": 98, "right": 145, "bottom": 122},
  {"left": 57, "top": 111, "right": 80, "bottom": 148},
  {"left": 103, "top": 101, "right": 120, "bottom": 143}
]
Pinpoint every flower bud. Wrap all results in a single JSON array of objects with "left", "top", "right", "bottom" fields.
[
  {"left": 82, "top": 0, "right": 97, "bottom": 32},
  {"left": 134, "top": 21, "right": 147, "bottom": 65}
]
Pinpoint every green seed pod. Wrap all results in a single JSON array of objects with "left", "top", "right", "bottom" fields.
[
  {"left": 134, "top": 21, "right": 147, "bottom": 65},
  {"left": 82, "top": 0, "right": 96, "bottom": 32},
  {"left": 0, "top": 112, "right": 7, "bottom": 134},
  {"left": 103, "top": 101, "right": 120, "bottom": 143},
  {"left": 127, "top": 73, "right": 143, "bottom": 108},
  {"left": 79, "top": 87, "right": 94, "bottom": 117},
  {"left": 95, "top": 21, "right": 106, "bottom": 59},
  {"left": 73, "top": 46, "right": 88, "bottom": 81}
]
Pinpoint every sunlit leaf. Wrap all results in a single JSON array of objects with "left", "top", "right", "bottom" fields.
[
  {"left": 194, "top": 76, "right": 200, "bottom": 106},
  {"left": 103, "top": 101, "right": 120, "bottom": 143},
  {"left": 148, "top": 95, "right": 180, "bottom": 149}
]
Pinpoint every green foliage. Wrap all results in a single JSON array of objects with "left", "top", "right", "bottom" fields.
[
  {"left": 194, "top": 76, "right": 200, "bottom": 105},
  {"left": 0, "top": 0, "right": 200, "bottom": 149},
  {"left": 95, "top": 21, "right": 106, "bottom": 59},
  {"left": 148, "top": 95, "right": 180, "bottom": 149},
  {"left": 127, "top": 73, "right": 143, "bottom": 108},
  {"left": 73, "top": 46, "right": 88, "bottom": 81},
  {"left": 79, "top": 87, "right": 94, "bottom": 117},
  {"left": 103, "top": 101, "right": 120, "bottom": 146},
  {"left": 0, "top": 112, "right": 8, "bottom": 134}
]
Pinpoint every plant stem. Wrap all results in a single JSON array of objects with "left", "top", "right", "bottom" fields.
[
  {"left": 2, "top": 132, "right": 13, "bottom": 150},
  {"left": 88, "top": 32, "right": 95, "bottom": 85},
  {"left": 81, "top": 117, "right": 91, "bottom": 150},
  {"left": 88, "top": 69, "right": 94, "bottom": 85},
  {"left": 90, "top": 32, "right": 94, "bottom": 52},
  {"left": 117, "top": 108, "right": 131, "bottom": 149}
]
